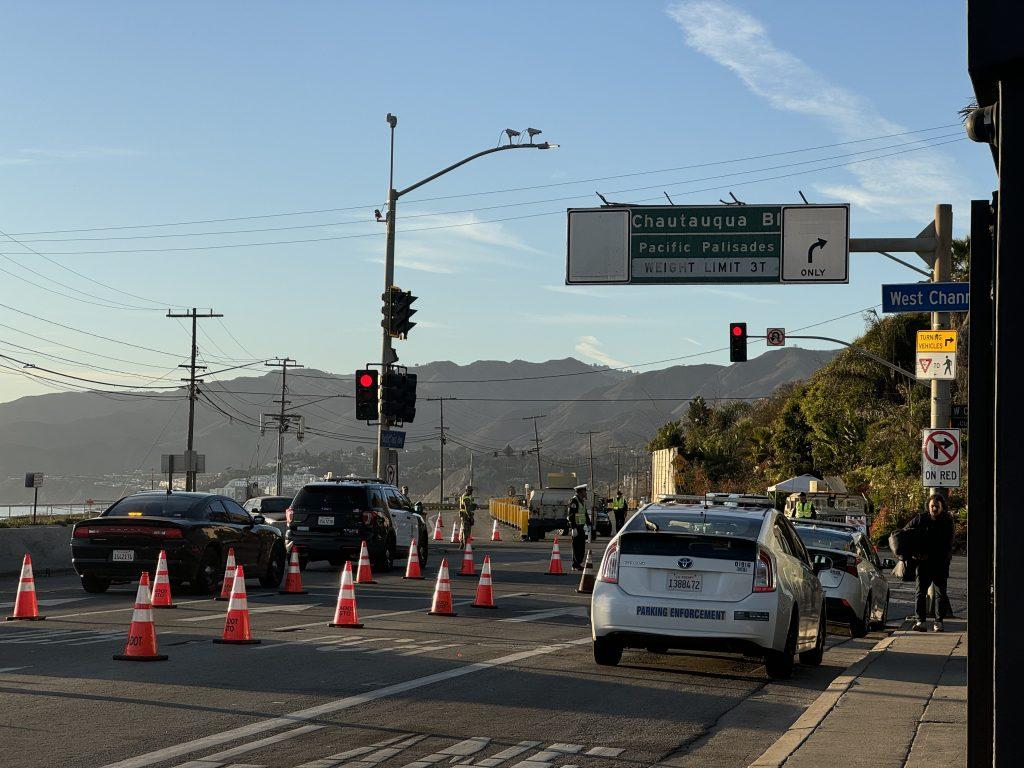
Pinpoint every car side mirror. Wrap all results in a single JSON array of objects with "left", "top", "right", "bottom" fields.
[
  {"left": 812, "top": 554, "right": 832, "bottom": 574},
  {"left": 252, "top": 514, "right": 266, "bottom": 526},
  {"left": 882, "top": 558, "right": 896, "bottom": 570}
]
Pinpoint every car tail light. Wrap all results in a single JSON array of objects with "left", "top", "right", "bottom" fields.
[
  {"left": 285, "top": 507, "right": 294, "bottom": 524},
  {"left": 753, "top": 547, "right": 775, "bottom": 593},
  {"left": 153, "top": 528, "right": 183, "bottom": 538},
  {"left": 842, "top": 555, "right": 861, "bottom": 577},
  {"left": 73, "top": 526, "right": 96, "bottom": 538},
  {"left": 598, "top": 540, "right": 619, "bottom": 583},
  {"left": 73, "top": 525, "right": 182, "bottom": 538}
]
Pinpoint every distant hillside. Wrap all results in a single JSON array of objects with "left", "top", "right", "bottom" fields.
[{"left": 0, "top": 349, "right": 833, "bottom": 489}]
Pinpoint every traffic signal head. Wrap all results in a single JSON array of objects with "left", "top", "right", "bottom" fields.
[
  {"left": 355, "top": 369, "right": 379, "bottom": 421},
  {"left": 380, "top": 371, "right": 417, "bottom": 424},
  {"left": 381, "top": 286, "right": 417, "bottom": 340},
  {"left": 729, "top": 322, "right": 747, "bottom": 363}
]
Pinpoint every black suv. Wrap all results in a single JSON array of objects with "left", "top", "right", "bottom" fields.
[{"left": 285, "top": 478, "right": 428, "bottom": 571}]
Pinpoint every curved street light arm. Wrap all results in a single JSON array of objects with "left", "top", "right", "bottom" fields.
[
  {"left": 397, "top": 143, "right": 551, "bottom": 199},
  {"left": 786, "top": 334, "right": 925, "bottom": 386}
]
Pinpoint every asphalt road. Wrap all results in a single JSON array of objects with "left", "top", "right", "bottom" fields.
[{"left": 0, "top": 528, "right": 959, "bottom": 768}]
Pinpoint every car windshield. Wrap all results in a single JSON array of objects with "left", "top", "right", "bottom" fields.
[
  {"left": 291, "top": 486, "right": 368, "bottom": 512},
  {"left": 259, "top": 497, "right": 292, "bottom": 513},
  {"left": 103, "top": 495, "right": 205, "bottom": 519},
  {"left": 794, "top": 526, "right": 856, "bottom": 551},
  {"left": 629, "top": 509, "right": 763, "bottom": 538}
]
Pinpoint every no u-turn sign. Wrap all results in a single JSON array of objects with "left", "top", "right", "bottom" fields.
[{"left": 922, "top": 428, "right": 961, "bottom": 488}]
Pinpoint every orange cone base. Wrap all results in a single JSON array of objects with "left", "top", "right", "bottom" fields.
[
  {"left": 278, "top": 589, "right": 308, "bottom": 595},
  {"left": 113, "top": 652, "right": 168, "bottom": 661},
  {"left": 428, "top": 609, "right": 458, "bottom": 616},
  {"left": 5, "top": 615, "right": 46, "bottom": 621},
  {"left": 213, "top": 637, "right": 261, "bottom": 645},
  {"left": 329, "top": 621, "right": 364, "bottom": 628}
]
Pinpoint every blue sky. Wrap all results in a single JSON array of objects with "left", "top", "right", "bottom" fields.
[{"left": 0, "top": 0, "right": 993, "bottom": 403}]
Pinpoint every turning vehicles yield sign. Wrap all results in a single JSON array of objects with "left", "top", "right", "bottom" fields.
[{"left": 921, "top": 428, "right": 961, "bottom": 488}]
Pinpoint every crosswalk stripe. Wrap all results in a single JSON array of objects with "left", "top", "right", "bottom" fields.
[{"left": 172, "top": 725, "right": 325, "bottom": 768}]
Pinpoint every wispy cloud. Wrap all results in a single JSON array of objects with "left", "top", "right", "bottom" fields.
[
  {"left": 575, "top": 336, "right": 629, "bottom": 368},
  {"left": 542, "top": 284, "right": 611, "bottom": 298},
  {"left": 518, "top": 312, "right": 652, "bottom": 326},
  {"left": 694, "top": 286, "right": 777, "bottom": 305},
  {"left": 666, "top": 1, "right": 965, "bottom": 218},
  {"left": 19, "top": 147, "right": 143, "bottom": 160}
]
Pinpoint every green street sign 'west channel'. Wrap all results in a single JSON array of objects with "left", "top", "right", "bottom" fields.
[{"left": 565, "top": 204, "right": 849, "bottom": 285}]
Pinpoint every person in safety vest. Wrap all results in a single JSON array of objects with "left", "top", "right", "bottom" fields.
[
  {"left": 458, "top": 485, "right": 476, "bottom": 547},
  {"left": 793, "top": 492, "right": 817, "bottom": 519},
  {"left": 611, "top": 490, "right": 628, "bottom": 533},
  {"left": 566, "top": 484, "right": 590, "bottom": 570}
]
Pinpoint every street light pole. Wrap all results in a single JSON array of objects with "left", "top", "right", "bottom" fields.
[{"left": 375, "top": 116, "right": 556, "bottom": 479}]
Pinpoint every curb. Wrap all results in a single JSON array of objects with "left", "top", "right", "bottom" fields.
[{"left": 747, "top": 626, "right": 903, "bottom": 768}]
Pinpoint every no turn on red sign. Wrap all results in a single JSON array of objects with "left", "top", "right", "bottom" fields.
[{"left": 922, "top": 428, "right": 961, "bottom": 488}]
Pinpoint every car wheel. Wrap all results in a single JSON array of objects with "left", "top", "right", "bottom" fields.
[
  {"left": 765, "top": 611, "right": 798, "bottom": 680},
  {"left": 259, "top": 542, "right": 286, "bottom": 588},
  {"left": 81, "top": 575, "right": 110, "bottom": 594},
  {"left": 594, "top": 636, "right": 622, "bottom": 666},
  {"left": 372, "top": 538, "right": 395, "bottom": 572},
  {"left": 799, "top": 606, "right": 826, "bottom": 666},
  {"left": 418, "top": 538, "right": 429, "bottom": 568},
  {"left": 850, "top": 594, "right": 870, "bottom": 638},
  {"left": 190, "top": 547, "right": 221, "bottom": 596}
]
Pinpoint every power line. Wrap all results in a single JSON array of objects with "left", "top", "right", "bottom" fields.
[{"left": 7, "top": 123, "right": 959, "bottom": 237}]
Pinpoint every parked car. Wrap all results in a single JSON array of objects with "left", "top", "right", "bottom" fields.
[
  {"left": 243, "top": 495, "right": 293, "bottom": 523},
  {"left": 591, "top": 496, "right": 827, "bottom": 679},
  {"left": 285, "top": 478, "right": 428, "bottom": 571},
  {"left": 793, "top": 520, "right": 893, "bottom": 637},
  {"left": 70, "top": 491, "right": 286, "bottom": 595}
]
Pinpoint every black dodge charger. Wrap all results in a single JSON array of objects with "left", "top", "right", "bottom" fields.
[{"left": 71, "top": 491, "right": 286, "bottom": 595}]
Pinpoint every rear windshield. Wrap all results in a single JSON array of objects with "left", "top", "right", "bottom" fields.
[
  {"left": 620, "top": 532, "right": 757, "bottom": 561},
  {"left": 627, "top": 510, "right": 764, "bottom": 539},
  {"left": 104, "top": 496, "right": 205, "bottom": 519},
  {"left": 292, "top": 486, "right": 369, "bottom": 512},
  {"left": 794, "top": 526, "right": 855, "bottom": 551},
  {"left": 259, "top": 497, "right": 292, "bottom": 513}
]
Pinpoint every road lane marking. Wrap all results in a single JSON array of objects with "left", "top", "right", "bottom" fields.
[
  {"left": 397, "top": 643, "right": 459, "bottom": 656},
  {"left": 101, "top": 639, "right": 591, "bottom": 768},
  {"left": 583, "top": 748, "right": 623, "bottom": 757},
  {"left": 273, "top": 593, "right": 530, "bottom": 632},
  {"left": 171, "top": 725, "right": 325, "bottom": 767},
  {"left": 0, "top": 666, "right": 28, "bottom": 673},
  {"left": 0, "top": 597, "right": 88, "bottom": 608},
  {"left": 499, "top": 607, "right": 587, "bottom": 623},
  {"left": 469, "top": 741, "right": 543, "bottom": 768},
  {"left": 48, "top": 598, "right": 212, "bottom": 619},
  {"left": 293, "top": 735, "right": 416, "bottom": 768},
  {"left": 176, "top": 605, "right": 313, "bottom": 623}
]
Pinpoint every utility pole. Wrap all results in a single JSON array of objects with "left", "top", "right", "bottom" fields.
[
  {"left": 375, "top": 114, "right": 556, "bottom": 479},
  {"left": 610, "top": 445, "right": 628, "bottom": 493},
  {"left": 263, "top": 358, "right": 303, "bottom": 496},
  {"left": 426, "top": 397, "right": 451, "bottom": 504},
  {"left": 166, "top": 308, "right": 222, "bottom": 491},
  {"left": 930, "top": 204, "right": 953, "bottom": 502},
  {"left": 579, "top": 431, "right": 600, "bottom": 541},
  {"left": 523, "top": 415, "right": 546, "bottom": 488},
  {"left": 469, "top": 451, "right": 474, "bottom": 487}
]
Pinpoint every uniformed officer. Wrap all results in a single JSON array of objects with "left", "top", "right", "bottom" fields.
[
  {"left": 611, "top": 489, "right": 627, "bottom": 532},
  {"left": 458, "top": 485, "right": 477, "bottom": 546},
  {"left": 793, "top": 492, "right": 816, "bottom": 519},
  {"left": 566, "top": 484, "right": 590, "bottom": 570}
]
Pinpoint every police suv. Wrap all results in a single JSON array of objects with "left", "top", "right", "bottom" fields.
[{"left": 591, "top": 495, "right": 827, "bottom": 679}]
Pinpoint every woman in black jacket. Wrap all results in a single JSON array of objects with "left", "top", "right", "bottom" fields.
[{"left": 903, "top": 494, "right": 955, "bottom": 632}]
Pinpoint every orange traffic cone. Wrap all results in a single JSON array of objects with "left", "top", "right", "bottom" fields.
[
  {"left": 404, "top": 539, "right": 424, "bottom": 580},
  {"left": 213, "top": 564, "right": 260, "bottom": 645},
  {"left": 432, "top": 513, "right": 444, "bottom": 541},
  {"left": 450, "top": 518, "right": 460, "bottom": 544},
  {"left": 491, "top": 519, "right": 501, "bottom": 542},
  {"left": 547, "top": 536, "right": 565, "bottom": 575},
  {"left": 329, "top": 561, "right": 363, "bottom": 628},
  {"left": 458, "top": 537, "right": 476, "bottom": 576},
  {"left": 278, "top": 547, "right": 308, "bottom": 595},
  {"left": 216, "top": 547, "right": 237, "bottom": 600},
  {"left": 5, "top": 553, "right": 45, "bottom": 621},
  {"left": 113, "top": 572, "right": 167, "bottom": 661},
  {"left": 471, "top": 555, "right": 496, "bottom": 608},
  {"left": 150, "top": 550, "right": 177, "bottom": 608},
  {"left": 577, "top": 549, "right": 596, "bottom": 594},
  {"left": 428, "top": 557, "right": 458, "bottom": 616},
  {"left": 355, "top": 540, "right": 377, "bottom": 584}
]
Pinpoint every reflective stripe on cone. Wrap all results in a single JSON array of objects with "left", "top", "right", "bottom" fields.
[
  {"left": 432, "top": 514, "right": 444, "bottom": 541},
  {"left": 5, "top": 553, "right": 45, "bottom": 621},
  {"left": 216, "top": 548, "right": 237, "bottom": 600},
  {"left": 214, "top": 564, "right": 260, "bottom": 645},
  {"left": 330, "top": 561, "right": 363, "bottom": 628},
  {"left": 150, "top": 549, "right": 177, "bottom": 608},
  {"left": 113, "top": 572, "right": 167, "bottom": 661},
  {"left": 279, "top": 547, "right": 308, "bottom": 594},
  {"left": 547, "top": 536, "right": 565, "bottom": 575},
  {"left": 458, "top": 537, "right": 476, "bottom": 576},
  {"left": 404, "top": 538, "right": 424, "bottom": 580},
  {"left": 471, "top": 555, "right": 496, "bottom": 608},
  {"left": 428, "top": 558, "right": 457, "bottom": 616},
  {"left": 355, "top": 540, "right": 376, "bottom": 584}
]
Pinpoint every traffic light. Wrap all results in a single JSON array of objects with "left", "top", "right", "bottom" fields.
[
  {"left": 355, "top": 369, "right": 378, "bottom": 421},
  {"left": 729, "top": 322, "right": 747, "bottom": 363},
  {"left": 380, "top": 371, "right": 417, "bottom": 423},
  {"left": 381, "top": 286, "right": 417, "bottom": 340}
]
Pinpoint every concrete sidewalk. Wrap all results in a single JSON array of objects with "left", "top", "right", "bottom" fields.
[{"left": 751, "top": 618, "right": 966, "bottom": 768}]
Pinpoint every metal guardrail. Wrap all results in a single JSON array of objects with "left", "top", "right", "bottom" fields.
[
  {"left": 489, "top": 497, "right": 530, "bottom": 534},
  {"left": 0, "top": 502, "right": 113, "bottom": 522}
]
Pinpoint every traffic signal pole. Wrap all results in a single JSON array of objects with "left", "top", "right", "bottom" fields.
[{"left": 929, "top": 205, "right": 953, "bottom": 502}]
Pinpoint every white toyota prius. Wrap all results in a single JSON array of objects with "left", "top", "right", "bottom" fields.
[{"left": 591, "top": 497, "right": 827, "bottom": 679}]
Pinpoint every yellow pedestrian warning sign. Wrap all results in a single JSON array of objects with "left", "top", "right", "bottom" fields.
[{"left": 916, "top": 330, "right": 957, "bottom": 353}]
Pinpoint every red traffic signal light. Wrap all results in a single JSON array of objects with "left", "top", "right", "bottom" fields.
[
  {"left": 729, "top": 323, "right": 747, "bottom": 363},
  {"left": 355, "top": 369, "right": 379, "bottom": 421}
]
